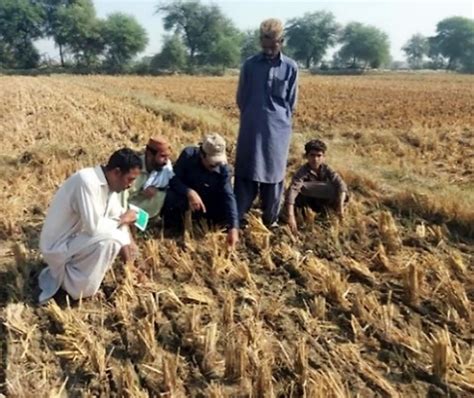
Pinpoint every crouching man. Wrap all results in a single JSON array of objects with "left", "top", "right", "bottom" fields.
[
  {"left": 38, "top": 148, "right": 142, "bottom": 303},
  {"left": 124, "top": 136, "right": 174, "bottom": 219},
  {"left": 284, "top": 139, "right": 349, "bottom": 233},
  {"left": 161, "top": 134, "right": 239, "bottom": 249}
]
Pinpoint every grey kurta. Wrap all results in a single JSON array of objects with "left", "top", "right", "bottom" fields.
[
  {"left": 121, "top": 155, "right": 174, "bottom": 218},
  {"left": 235, "top": 52, "right": 298, "bottom": 184}
]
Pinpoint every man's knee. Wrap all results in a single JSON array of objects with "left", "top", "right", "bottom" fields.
[{"left": 98, "top": 239, "right": 121, "bottom": 258}]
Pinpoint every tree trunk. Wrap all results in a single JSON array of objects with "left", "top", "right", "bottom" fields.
[
  {"left": 447, "top": 57, "right": 454, "bottom": 70},
  {"left": 306, "top": 57, "right": 311, "bottom": 69},
  {"left": 59, "top": 44, "right": 64, "bottom": 67}
]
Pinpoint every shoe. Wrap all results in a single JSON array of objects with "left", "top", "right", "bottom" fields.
[{"left": 267, "top": 221, "right": 279, "bottom": 230}]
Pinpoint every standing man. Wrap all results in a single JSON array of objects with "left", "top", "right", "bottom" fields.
[
  {"left": 38, "top": 148, "right": 142, "bottom": 303},
  {"left": 161, "top": 134, "right": 239, "bottom": 249},
  {"left": 124, "top": 137, "right": 174, "bottom": 218},
  {"left": 234, "top": 18, "right": 298, "bottom": 227}
]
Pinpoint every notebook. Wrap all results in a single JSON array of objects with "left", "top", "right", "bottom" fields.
[{"left": 129, "top": 204, "right": 150, "bottom": 232}]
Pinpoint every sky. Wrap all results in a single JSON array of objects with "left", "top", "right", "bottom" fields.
[{"left": 36, "top": 0, "right": 474, "bottom": 62}]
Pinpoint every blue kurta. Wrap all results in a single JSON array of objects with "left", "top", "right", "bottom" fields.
[{"left": 235, "top": 52, "right": 298, "bottom": 184}]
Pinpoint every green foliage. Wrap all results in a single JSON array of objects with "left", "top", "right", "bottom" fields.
[
  {"left": 240, "top": 29, "right": 260, "bottom": 61},
  {"left": 0, "top": 0, "right": 45, "bottom": 68},
  {"left": 39, "top": 1, "right": 82, "bottom": 66},
  {"left": 102, "top": 13, "right": 148, "bottom": 72},
  {"left": 151, "top": 34, "right": 187, "bottom": 72},
  {"left": 285, "top": 11, "right": 340, "bottom": 69},
  {"left": 337, "top": 22, "right": 390, "bottom": 68},
  {"left": 53, "top": 0, "right": 104, "bottom": 66},
  {"left": 402, "top": 33, "right": 429, "bottom": 69},
  {"left": 198, "top": 23, "right": 242, "bottom": 68},
  {"left": 156, "top": 0, "right": 241, "bottom": 70},
  {"left": 429, "top": 16, "right": 474, "bottom": 71},
  {"left": 207, "top": 34, "right": 241, "bottom": 70}
]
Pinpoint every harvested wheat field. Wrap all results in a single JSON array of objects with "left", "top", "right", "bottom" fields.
[{"left": 0, "top": 73, "right": 473, "bottom": 397}]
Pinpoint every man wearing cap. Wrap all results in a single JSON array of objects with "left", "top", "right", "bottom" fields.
[
  {"left": 234, "top": 18, "right": 298, "bottom": 227},
  {"left": 123, "top": 137, "right": 174, "bottom": 219},
  {"left": 161, "top": 134, "right": 239, "bottom": 248}
]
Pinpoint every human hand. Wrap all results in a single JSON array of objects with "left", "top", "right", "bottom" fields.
[
  {"left": 227, "top": 228, "right": 239, "bottom": 250},
  {"left": 287, "top": 205, "right": 298, "bottom": 233},
  {"left": 337, "top": 193, "right": 346, "bottom": 220},
  {"left": 130, "top": 241, "right": 139, "bottom": 259},
  {"left": 187, "top": 189, "right": 206, "bottom": 213},
  {"left": 143, "top": 186, "right": 158, "bottom": 199},
  {"left": 119, "top": 209, "right": 137, "bottom": 225},
  {"left": 288, "top": 213, "right": 298, "bottom": 233}
]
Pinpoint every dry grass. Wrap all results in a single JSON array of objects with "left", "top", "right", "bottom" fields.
[{"left": 0, "top": 73, "right": 473, "bottom": 396}]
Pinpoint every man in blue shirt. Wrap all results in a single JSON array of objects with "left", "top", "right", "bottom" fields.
[
  {"left": 234, "top": 18, "right": 298, "bottom": 227},
  {"left": 162, "top": 134, "right": 239, "bottom": 248}
]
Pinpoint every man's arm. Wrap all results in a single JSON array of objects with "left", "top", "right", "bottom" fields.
[
  {"left": 284, "top": 166, "right": 307, "bottom": 232},
  {"left": 76, "top": 180, "right": 120, "bottom": 236},
  {"left": 285, "top": 166, "right": 307, "bottom": 208},
  {"left": 220, "top": 170, "right": 239, "bottom": 248},
  {"left": 169, "top": 150, "right": 191, "bottom": 196},
  {"left": 76, "top": 179, "right": 136, "bottom": 239},
  {"left": 222, "top": 174, "right": 239, "bottom": 230},
  {"left": 236, "top": 61, "right": 248, "bottom": 112},
  {"left": 326, "top": 166, "right": 348, "bottom": 196},
  {"left": 287, "top": 64, "right": 298, "bottom": 114},
  {"left": 326, "top": 166, "right": 348, "bottom": 218},
  {"left": 169, "top": 149, "right": 207, "bottom": 212}
]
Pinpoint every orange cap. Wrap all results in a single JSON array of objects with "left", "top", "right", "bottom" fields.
[{"left": 147, "top": 136, "right": 170, "bottom": 156}]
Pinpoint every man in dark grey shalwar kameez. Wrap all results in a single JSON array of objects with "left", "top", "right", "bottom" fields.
[{"left": 234, "top": 18, "right": 298, "bottom": 226}]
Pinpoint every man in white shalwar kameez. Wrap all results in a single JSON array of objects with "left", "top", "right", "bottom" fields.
[{"left": 38, "top": 148, "right": 142, "bottom": 303}]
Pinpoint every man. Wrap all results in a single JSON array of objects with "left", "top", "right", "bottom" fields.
[
  {"left": 124, "top": 137, "right": 174, "bottom": 218},
  {"left": 284, "top": 139, "right": 349, "bottom": 233},
  {"left": 234, "top": 18, "right": 298, "bottom": 227},
  {"left": 161, "top": 134, "right": 239, "bottom": 248},
  {"left": 38, "top": 148, "right": 142, "bottom": 303}
]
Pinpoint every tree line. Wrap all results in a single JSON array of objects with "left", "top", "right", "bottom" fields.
[
  {"left": 0, "top": 0, "right": 148, "bottom": 71},
  {"left": 0, "top": 0, "right": 473, "bottom": 73}
]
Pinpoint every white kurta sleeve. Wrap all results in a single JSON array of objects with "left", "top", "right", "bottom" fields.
[{"left": 75, "top": 180, "right": 121, "bottom": 236}]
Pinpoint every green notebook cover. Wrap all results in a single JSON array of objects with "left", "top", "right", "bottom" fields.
[{"left": 129, "top": 204, "right": 149, "bottom": 231}]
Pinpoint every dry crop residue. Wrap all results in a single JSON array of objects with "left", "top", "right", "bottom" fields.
[{"left": 0, "top": 74, "right": 472, "bottom": 397}]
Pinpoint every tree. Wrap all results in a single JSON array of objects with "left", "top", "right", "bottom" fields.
[
  {"left": 53, "top": 0, "right": 104, "bottom": 67},
  {"left": 39, "top": 0, "right": 80, "bottom": 66},
  {"left": 197, "top": 22, "right": 242, "bottom": 68},
  {"left": 402, "top": 33, "right": 428, "bottom": 69},
  {"left": 426, "top": 37, "right": 447, "bottom": 69},
  {"left": 285, "top": 11, "right": 340, "bottom": 69},
  {"left": 156, "top": 0, "right": 240, "bottom": 68},
  {"left": 0, "top": 0, "right": 45, "bottom": 68},
  {"left": 337, "top": 22, "right": 390, "bottom": 68},
  {"left": 240, "top": 29, "right": 260, "bottom": 61},
  {"left": 429, "top": 16, "right": 474, "bottom": 71},
  {"left": 102, "top": 13, "right": 148, "bottom": 72},
  {"left": 151, "top": 34, "right": 187, "bottom": 71},
  {"left": 208, "top": 34, "right": 241, "bottom": 71}
]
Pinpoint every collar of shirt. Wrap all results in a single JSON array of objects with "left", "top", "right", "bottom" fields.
[
  {"left": 94, "top": 165, "right": 112, "bottom": 198},
  {"left": 308, "top": 163, "right": 326, "bottom": 179},
  {"left": 141, "top": 154, "right": 173, "bottom": 175},
  {"left": 94, "top": 165, "right": 108, "bottom": 186},
  {"left": 257, "top": 51, "right": 283, "bottom": 65}
]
